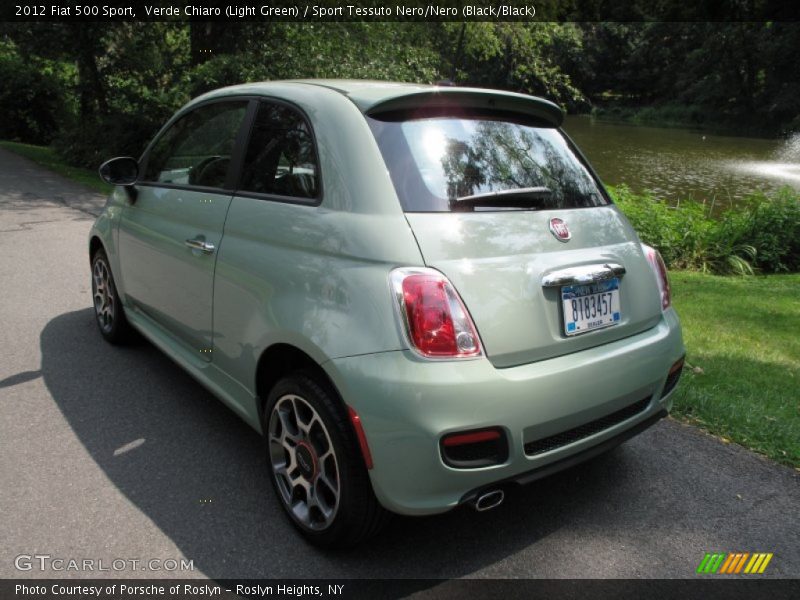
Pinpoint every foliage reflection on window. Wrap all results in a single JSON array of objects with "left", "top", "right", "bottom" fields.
[{"left": 402, "top": 118, "right": 604, "bottom": 210}]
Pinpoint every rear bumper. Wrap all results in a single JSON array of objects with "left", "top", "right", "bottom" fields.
[
  {"left": 459, "top": 408, "right": 667, "bottom": 505},
  {"left": 324, "top": 309, "right": 684, "bottom": 516}
]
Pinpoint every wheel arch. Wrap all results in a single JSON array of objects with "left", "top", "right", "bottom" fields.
[
  {"left": 255, "top": 343, "right": 346, "bottom": 431},
  {"left": 89, "top": 235, "right": 104, "bottom": 262}
]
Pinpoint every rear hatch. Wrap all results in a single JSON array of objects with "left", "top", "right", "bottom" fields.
[
  {"left": 404, "top": 208, "right": 661, "bottom": 367},
  {"left": 366, "top": 96, "right": 663, "bottom": 368}
]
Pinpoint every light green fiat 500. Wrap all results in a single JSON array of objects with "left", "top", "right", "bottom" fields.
[{"left": 91, "top": 80, "right": 684, "bottom": 548}]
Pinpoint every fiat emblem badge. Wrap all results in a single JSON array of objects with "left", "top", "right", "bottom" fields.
[{"left": 549, "top": 217, "right": 571, "bottom": 242}]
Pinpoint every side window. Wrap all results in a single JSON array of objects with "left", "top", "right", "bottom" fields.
[
  {"left": 143, "top": 101, "right": 248, "bottom": 189},
  {"left": 239, "top": 101, "right": 319, "bottom": 199}
]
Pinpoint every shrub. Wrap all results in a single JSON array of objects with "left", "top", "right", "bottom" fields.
[
  {"left": 733, "top": 190, "right": 800, "bottom": 272},
  {"left": 610, "top": 185, "right": 800, "bottom": 275}
]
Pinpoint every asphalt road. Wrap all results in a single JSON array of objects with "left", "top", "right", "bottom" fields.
[{"left": 1, "top": 147, "right": 798, "bottom": 582}]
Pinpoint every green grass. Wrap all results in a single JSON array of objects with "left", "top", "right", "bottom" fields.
[
  {"left": 0, "top": 140, "right": 112, "bottom": 194},
  {"left": 670, "top": 272, "right": 800, "bottom": 467}
]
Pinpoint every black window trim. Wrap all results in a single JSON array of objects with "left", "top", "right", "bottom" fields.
[
  {"left": 230, "top": 96, "right": 324, "bottom": 208},
  {"left": 137, "top": 96, "right": 258, "bottom": 195}
]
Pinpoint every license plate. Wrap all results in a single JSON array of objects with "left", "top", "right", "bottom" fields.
[{"left": 561, "top": 278, "right": 621, "bottom": 336}]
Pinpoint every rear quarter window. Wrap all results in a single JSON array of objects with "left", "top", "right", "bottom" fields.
[{"left": 238, "top": 101, "right": 319, "bottom": 200}]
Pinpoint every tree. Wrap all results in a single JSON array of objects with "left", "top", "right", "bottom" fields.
[{"left": 437, "top": 23, "right": 588, "bottom": 109}]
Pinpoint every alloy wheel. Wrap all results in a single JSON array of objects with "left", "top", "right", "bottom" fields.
[
  {"left": 268, "top": 394, "right": 341, "bottom": 530},
  {"left": 92, "top": 257, "right": 114, "bottom": 333}
]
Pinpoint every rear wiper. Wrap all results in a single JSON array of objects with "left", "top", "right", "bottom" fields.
[{"left": 450, "top": 186, "right": 553, "bottom": 210}]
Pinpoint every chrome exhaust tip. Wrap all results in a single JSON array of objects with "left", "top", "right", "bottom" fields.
[{"left": 473, "top": 489, "right": 504, "bottom": 511}]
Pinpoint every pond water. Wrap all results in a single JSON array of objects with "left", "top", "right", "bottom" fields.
[{"left": 563, "top": 115, "right": 800, "bottom": 206}]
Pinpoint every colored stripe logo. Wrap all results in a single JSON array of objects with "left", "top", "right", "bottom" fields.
[{"left": 696, "top": 552, "right": 773, "bottom": 574}]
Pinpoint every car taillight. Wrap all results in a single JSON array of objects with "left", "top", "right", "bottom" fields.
[
  {"left": 642, "top": 244, "right": 671, "bottom": 309},
  {"left": 390, "top": 268, "right": 482, "bottom": 358}
]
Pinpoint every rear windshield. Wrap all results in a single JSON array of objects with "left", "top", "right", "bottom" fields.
[{"left": 367, "top": 111, "right": 609, "bottom": 212}]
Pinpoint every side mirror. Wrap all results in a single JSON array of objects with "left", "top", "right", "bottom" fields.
[{"left": 99, "top": 157, "right": 139, "bottom": 186}]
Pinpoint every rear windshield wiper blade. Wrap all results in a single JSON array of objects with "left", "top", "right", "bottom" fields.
[{"left": 451, "top": 186, "right": 553, "bottom": 209}]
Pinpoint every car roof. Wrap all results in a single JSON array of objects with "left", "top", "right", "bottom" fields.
[{"left": 200, "top": 79, "right": 564, "bottom": 127}]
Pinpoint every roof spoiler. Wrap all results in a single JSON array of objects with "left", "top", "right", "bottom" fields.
[{"left": 364, "top": 88, "right": 564, "bottom": 127}]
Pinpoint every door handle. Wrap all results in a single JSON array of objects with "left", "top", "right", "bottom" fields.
[{"left": 185, "top": 238, "right": 215, "bottom": 254}]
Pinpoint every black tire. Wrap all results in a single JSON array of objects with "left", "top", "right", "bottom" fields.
[
  {"left": 91, "top": 248, "right": 134, "bottom": 344},
  {"left": 263, "top": 370, "right": 389, "bottom": 548}
]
